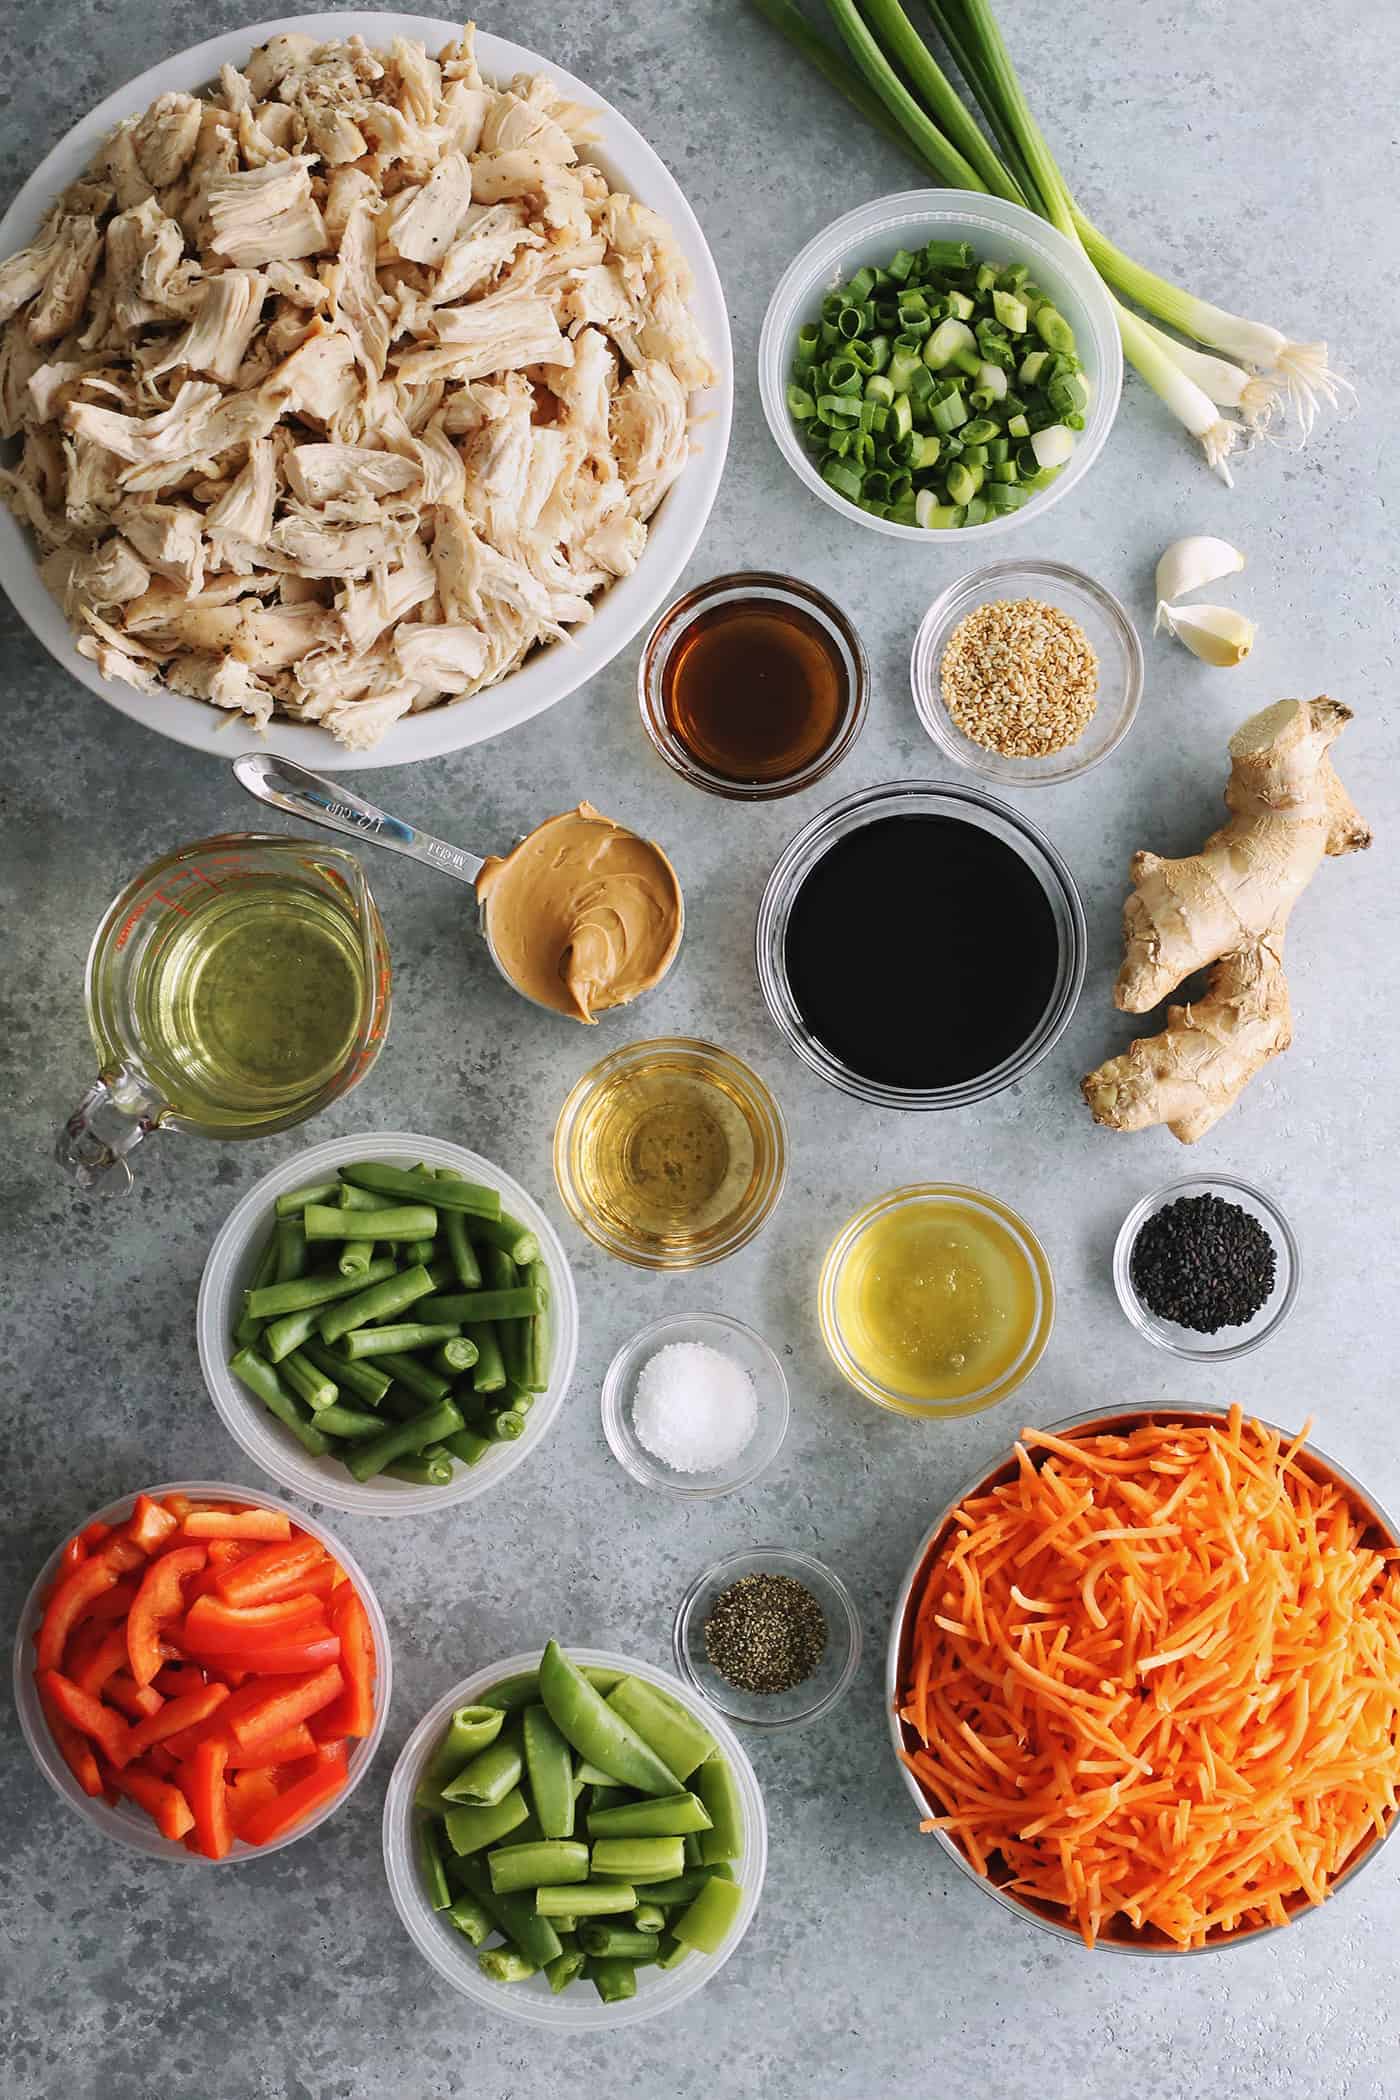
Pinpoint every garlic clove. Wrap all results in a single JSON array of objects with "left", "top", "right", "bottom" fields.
[
  {"left": 1158, "top": 601, "right": 1256, "bottom": 668},
  {"left": 1153, "top": 536, "right": 1246, "bottom": 633}
]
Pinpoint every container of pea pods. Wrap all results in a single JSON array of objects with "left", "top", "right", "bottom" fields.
[
  {"left": 196, "top": 1132, "right": 579, "bottom": 1517},
  {"left": 382, "top": 1643, "right": 767, "bottom": 2028},
  {"left": 758, "top": 190, "right": 1121, "bottom": 539}
]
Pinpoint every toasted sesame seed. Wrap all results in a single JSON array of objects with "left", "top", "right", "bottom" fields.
[{"left": 940, "top": 597, "right": 1099, "bottom": 758}]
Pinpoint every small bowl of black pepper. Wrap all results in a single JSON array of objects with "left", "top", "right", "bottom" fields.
[
  {"left": 1113, "top": 1175, "right": 1300, "bottom": 1360},
  {"left": 672, "top": 1547, "right": 861, "bottom": 1730}
]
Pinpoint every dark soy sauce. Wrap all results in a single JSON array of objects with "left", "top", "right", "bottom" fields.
[{"left": 782, "top": 814, "right": 1061, "bottom": 1089}]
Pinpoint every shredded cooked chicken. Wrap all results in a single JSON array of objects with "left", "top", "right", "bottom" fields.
[{"left": 0, "top": 23, "right": 716, "bottom": 748}]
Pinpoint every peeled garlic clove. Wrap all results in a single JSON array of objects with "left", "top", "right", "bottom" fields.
[
  {"left": 1153, "top": 536, "right": 1246, "bottom": 633},
  {"left": 1158, "top": 601, "right": 1256, "bottom": 668}
]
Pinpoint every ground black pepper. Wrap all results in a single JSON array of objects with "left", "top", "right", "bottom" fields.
[
  {"left": 1130, "top": 1193, "right": 1277, "bottom": 1334},
  {"left": 703, "top": 1573, "right": 827, "bottom": 1694}
]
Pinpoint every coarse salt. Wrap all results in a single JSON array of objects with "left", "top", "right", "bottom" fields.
[{"left": 631, "top": 1341, "right": 758, "bottom": 1474}]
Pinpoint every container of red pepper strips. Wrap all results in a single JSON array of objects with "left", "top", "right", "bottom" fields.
[{"left": 14, "top": 1480, "right": 391, "bottom": 1860}]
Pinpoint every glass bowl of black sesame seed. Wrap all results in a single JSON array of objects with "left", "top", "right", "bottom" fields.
[
  {"left": 1113, "top": 1176, "right": 1300, "bottom": 1360},
  {"left": 672, "top": 1547, "right": 862, "bottom": 1729}
]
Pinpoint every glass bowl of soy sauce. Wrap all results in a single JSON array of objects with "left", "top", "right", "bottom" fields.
[{"left": 755, "top": 780, "right": 1086, "bottom": 1109}]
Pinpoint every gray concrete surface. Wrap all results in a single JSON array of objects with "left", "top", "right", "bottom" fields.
[{"left": 3, "top": 4, "right": 1399, "bottom": 2096}]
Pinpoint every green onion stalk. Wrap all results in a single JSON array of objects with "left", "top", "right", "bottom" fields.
[{"left": 753, "top": 0, "right": 1351, "bottom": 476}]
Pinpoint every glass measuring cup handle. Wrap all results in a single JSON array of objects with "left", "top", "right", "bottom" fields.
[{"left": 57, "top": 1069, "right": 166, "bottom": 1192}]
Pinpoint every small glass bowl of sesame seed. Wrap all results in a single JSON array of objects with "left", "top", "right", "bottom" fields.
[
  {"left": 1113, "top": 1174, "right": 1300, "bottom": 1361},
  {"left": 673, "top": 1547, "right": 862, "bottom": 1730},
  {"left": 911, "top": 559, "right": 1143, "bottom": 786}
]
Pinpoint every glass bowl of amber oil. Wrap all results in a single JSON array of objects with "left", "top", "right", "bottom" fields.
[
  {"left": 818, "top": 1184, "right": 1054, "bottom": 1418},
  {"left": 553, "top": 1039, "right": 787, "bottom": 1269},
  {"left": 639, "top": 573, "right": 869, "bottom": 799}
]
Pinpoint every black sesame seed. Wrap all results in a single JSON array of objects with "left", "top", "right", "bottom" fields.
[{"left": 1129, "top": 1193, "right": 1278, "bottom": 1334}]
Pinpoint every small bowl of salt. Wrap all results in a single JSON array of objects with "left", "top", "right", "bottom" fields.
[{"left": 600, "top": 1312, "right": 790, "bottom": 1498}]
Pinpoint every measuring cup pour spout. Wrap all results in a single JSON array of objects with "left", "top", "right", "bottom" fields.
[{"left": 59, "top": 1068, "right": 167, "bottom": 1191}]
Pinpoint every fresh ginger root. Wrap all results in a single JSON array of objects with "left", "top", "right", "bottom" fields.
[{"left": 1082, "top": 697, "right": 1370, "bottom": 1142}]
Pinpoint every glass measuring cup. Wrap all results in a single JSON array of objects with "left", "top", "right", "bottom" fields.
[{"left": 59, "top": 836, "right": 391, "bottom": 1191}]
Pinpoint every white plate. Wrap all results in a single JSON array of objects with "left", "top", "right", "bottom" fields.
[{"left": 0, "top": 14, "right": 733, "bottom": 769}]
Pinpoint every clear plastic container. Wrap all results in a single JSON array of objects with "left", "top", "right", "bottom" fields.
[
  {"left": 197, "top": 1132, "right": 579, "bottom": 1517},
  {"left": 758, "top": 190, "right": 1122, "bottom": 545},
  {"left": 13, "top": 1479, "right": 391, "bottom": 1862},
  {"left": 1113, "top": 1175, "right": 1299, "bottom": 1361},
  {"left": 601, "top": 1312, "right": 790, "bottom": 1497},
  {"left": 911, "top": 560, "right": 1144, "bottom": 785},
  {"left": 382, "top": 1647, "right": 767, "bottom": 2028}
]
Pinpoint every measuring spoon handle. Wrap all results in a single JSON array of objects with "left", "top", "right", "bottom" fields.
[{"left": 233, "top": 753, "right": 485, "bottom": 888}]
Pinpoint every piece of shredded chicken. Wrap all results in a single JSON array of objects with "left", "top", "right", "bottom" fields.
[{"left": 0, "top": 23, "right": 716, "bottom": 748}]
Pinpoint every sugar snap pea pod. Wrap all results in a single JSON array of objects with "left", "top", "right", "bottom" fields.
[
  {"left": 488, "top": 1840, "right": 589, "bottom": 1894},
  {"left": 632, "top": 1903, "right": 666, "bottom": 1934},
  {"left": 488, "top": 1408, "right": 527, "bottom": 1443},
  {"left": 303, "top": 1202, "right": 438, "bottom": 1243},
  {"left": 422, "top": 1705, "right": 506, "bottom": 1791},
  {"left": 591, "top": 1836, "right": 686, "bottom": 1880},
  {"left": 417, "top": 1815, "right": 452, "bottom": 1911},
  {"left": 544, "top": 1949, "right": 586, "bottom": 1993},
  {"left": 280, "top": 1348, "right": 337, "bottom": 1412},
  {"left": 345, "top": 1397, "right": 463, "bottom": 1484},
  {"left": 522, "top": 1704, "right": 575, "bottom": 1840},
  {"left": 656, "top": 1934, "right": 691, "bottom": 1971},
  {"left": 589, "top": 1957, "right": 636, "bottom": 2003},
  {"left": 682, "top": 1833, "right": 703, "bottom": 1866},
  {"left": 549, "top": 1915, "right": 578, "bottom": 1934},
  {"left": 386, "top": 1450, "right": 454, "bottom": 1486},
  {"left": 430, "top": 1336, "right": 478, "bottom": 1376},
  {"left": 451, "top": 1854, "right": 563, "bottom": 1967},
  {"left": 478, "top": 1949, "right": 536, "bottom": 1983},
  {"left": 337, "top": 1179, "right": 385, "bottom": 1210},
  {"left": 250, "top": 1256, "right": 396, "bottom": 1324},
  {"left": 441, "top": 1201, "right": 483, "bottom": 1289},
  {"left": 441, "top": 1730, "right": 524, "bottom": 1807},
  {"left": 317, "top": 1265, "right": 434, "bottom": 1345},
  {"left": 605, "top": 1678, "right": 716, "bottom": 1782},
  {"left": 469, "top": 1213, "right": 541, "bottom": 1267},
  {"left": 274, "top": 1177, "right": 340, "bottom": 1217},
  {"left": 587, "top": 1792, "right": 712, "bottom": 1839},
  {"left": 672, "top": 1873, "right": 744, "bottom": 1954},
  {"left": 579, "top": 1924, "right": 660, "bottom": 1960},
  {"left": 577, "top": 1766, "right": 622, "bottom": 1793},
  {"left": 536, "top": 1882, "right": 636, "bottom": 1918},
  {"left": 466, "top": 1321, "right": 506, "bottom": 1393},
  {"left": 538, "top": 1641, "right": 684, "bottom": 1797},
  {"left": 522, "top": 1261, "right": 550, "bottom": 1393},
  {"left": 300, "top": 1338, "right": 389, "bottom": 1405},
  {"left": 275, "top": 1218, "right": 308, "bottom": 1283},
  {"left": 482, "top": 1666, "right": 624, "bottom": 1713},
  {"left": 416, "top": 1286, "right": 545, "bottom": 1324},
  {"left": 446, "top": 1892, "right": 493, "bottom": 1945},
  {"left": 314, "top": 1402, "right": 384, "bottom": 1439},
  {"left": 340, "top": 1162, "right": 500, "bottom": 1218},
  {"left": 233, "top": 1234, "right": 280, "bottom": 1348},
  {"left": 443, "top": 1427, "right": 492, "bottom": 1467},
  {"left": 636, "top": 1868, "right": 724, "bottom": 1906},
  {"left": 374, "top": 1350, "right": 451, "bottom": 1404},
  {"left": 696, "top": 1753, "right": 743, "bottom": 1864},
  {"left": 229, "top": 1347, "right": 330, "bottom": 1456},
  {"left": 341, "top": 1321, "right": 462, "bottom": 1361},
  {"left": 442, "top": 1788, "right": 529, "bottom": 1857}
]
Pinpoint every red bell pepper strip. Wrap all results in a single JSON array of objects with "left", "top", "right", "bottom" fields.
[
  {"left": 227, "top": 1766, "right": 281, "bottom": 1837},
  {"left": 36, "top": 1679, "right": 104, "bottom": 1798},
  {"left": 104, "top": 1672, "right": 165, "bottom": 1722},
  {"left": 180, "top": 1737, "right": 233, "bottom": 1860},
  {"left": 275, "top": 1561, "right": 339, "bottom": 1603},
  {"left": 184, "top": 1592, "right": 327, "bottom": 1645},
  {"left": 125, "top": 1493, "right": 180, "bottom": 1555},
  {"left": 178, "top": 1625, "right": 342, "bottom": 1677},
  {"left": 223, "top": 1722, "right": 319, "bottom": 1769},
  {"left": 153, "top": 1663, "right": 208, "bottom": 1698},
  {"left": 146, "top": 1746, "right": 180, "bottom": 1778},
  {"left": 124, "top": 1681, "right": 229, "bottom": 1758},
  {"left": 183, "top": 1540, "right": 252, "bottom": 1602},
  {"left": 57, "top": 1536, "right": 87, "bottom": 1575},
  {"left": 161, "top": 1494, "right": 194, "bottom": 1520},
  {"left": 92, "top": 1533, "right": 149, "bottom": 1575},
  {"left": 313, "top": 1587, "right": 376, "bottom": 1739},
  {"left": 109, "top": 1761, "right": 194, "bottom": 1841},
  {"left": 83, "top": 1576, "right": 141, "bottom": 1623},
  {"left": 126, "top": 1544, "right": 207, "bottom": 1686},
  {"left": 237, "top": 1741, "right": 349, "bottom": 1845},
  {"left": 228, "top": 1663, "right": 344, "bottom": 1750},
  {"left": 81, "top": 1520, "right": 113, "bottom": 1551},
  {"left": 68, "top": 1624, "right": 126, "bottom": 1693},
  {"left": 39, "top": 1669, "right": 133, "bottom": 1767},
  {"left": 181, "top": 1509, "right": 292, "bottom": 1542},
  {"left": 215, "top": 1537, "right": 326, "bottom": 1608},
  {"left": 36, "top": 1557, "right": 120, "bottom": 1674}
]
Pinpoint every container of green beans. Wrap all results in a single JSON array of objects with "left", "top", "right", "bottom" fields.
[
  {"left": 759, "top": 190, "right": 1121, "bottom": 540},
  {"left": 197, "top": 1133, "right": 579, "bottom": 1516},
  {"left": 382, "top": 1645, "right": 766, "bottom": 2029}
]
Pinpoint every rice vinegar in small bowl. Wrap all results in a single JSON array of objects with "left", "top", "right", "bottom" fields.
[{"left": 819, "top": 1185, "right": 1053, "bottom": 1417}]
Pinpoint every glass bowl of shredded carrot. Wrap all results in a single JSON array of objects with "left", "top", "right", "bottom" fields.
[{"left": 886, "top": 1405, "right": 1400, "bottom": 1952}]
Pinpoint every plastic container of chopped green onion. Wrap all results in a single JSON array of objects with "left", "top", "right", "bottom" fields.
[{"left": 759, "top": 191, "right": 1121, "bottom": 540}]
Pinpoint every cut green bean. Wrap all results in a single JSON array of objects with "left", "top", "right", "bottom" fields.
[
  {"left": 337, "top": 1237, "right": 376, "bottom": 1279},
  {"left": 466, "top": 1321, "right": 507, "bottom": 1393},
  {"left": 229, "top": 1347, "right": 330, "bottom": 1457},
  {"left": 248, "top": 1256, "right": 396, "bottom": 1323},
  {"left": 385, "top": 1450, "right": 454, "bottom": 1485},
  {"left": 578, "top": 1924, "right": 660, "bottom": 1960},
  {"left": 374, "top": 1351, "right": 451, "bottom": 1404},
  {"left": 344, "top": 1397, "right": 463, "bottom": 1483},
  {"left": 522, "top": 1704, "right": 575, "bottom": 1840},
  {"left": 587, "top": 1793, "right": 712, "bottom": 1839},
  {"left": 696, "top": 1753, "right": 743, "bottom": 1864},
  {"left": 468, "top": 1213, "right": 541, "bottom": 1267},
  {"left": 442, "top": 1732, "right": 524, "bottom": 1808},
  {"left": 340, "top": 1321, "right": 462, "bottom": 1361},
  {"left": 488, "top": 1840, "right": 589, "bottom": 1894},
  {"left": 300, "top": 1338, "right": 389, "bottom": 1405},
  {"left": 233, "top": 1234, "right": 280, "bottom": 1349},
  {"left": 316, "top": 1265, "right": 434, "bottom": 1345},
  {"left": 443, "top": 1427, "right": 492, "bottom": 1467},
  {"left": 477, "top": 1949, "right": 536, "bottom": 1983},
  {"left": 591, "top": 1837, "right": 686, "bottom": 1881},
  {"left": 315, "top": 1402, "right": 387, "bottom": 1439},
  {"left": 489, "top": 1409, "right": 527, "bottom": 1443},
  {"left": 636, "top": 1868, "right": 716, "bottom": 1906},
  {"left": 536, "top": 1882, "right": 636, "bottom": 1917},
  {"left": 303, "top": 1203, "right": 438, "bottom": 1242},
  {"left": 340, "top": 1162, "right": 500, "bottom": 1217},
  {"left": 430, "top": 1335, "right": 478, "bottom": 1375},
  {"left": 280, "top": 1348, "right": 337, "bottom": 1413},
  {"left": 416, "top": 1286, "right": 545, "bottom": 1325},
  {"left": 522, "top": 1260, "right": 550, "bottom": 1393},
  {"left": 442, "top": 1208, "right": 482, "bottom": 1289},
  {"left": 606, "top": 1677, "right": 716, "bottom": 1783},
  {"left": 443, "top": 1788, "right": 530, "bottom": 1856},
  {"left": 274, "top": 1218, "right": 308, "bottom": 1284},
  {"left": 632, "top": 1903, "right": 665, "bottom": 1934},
  {"left": 672, "top": 1874, "right": 744, "bottom": 1954},
  {"left": 274, "top": 1178, "right": 340, "bottom": 1217},
  {"left": 417, "top": 1816, "right": 452, "bottom": 1911},
  {"left": 544, "top": 1949, "right": 586, "bottom": 1993},
  {"left": 589, "top": 1957, "right": 636, "bottom": 2003}
]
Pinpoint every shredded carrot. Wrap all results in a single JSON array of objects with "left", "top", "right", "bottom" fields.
[{"left": 898, "top": 1410, "right": 1400, "bottom": 1948}]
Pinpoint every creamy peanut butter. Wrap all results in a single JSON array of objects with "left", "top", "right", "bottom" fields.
[{"left": 476, "top": 803, "right": 683, "bottom": 1022}]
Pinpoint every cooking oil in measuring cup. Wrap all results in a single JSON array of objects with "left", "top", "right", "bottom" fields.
[{"left": 60, "top": 837, "right": 391, "bottom": 1189}]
